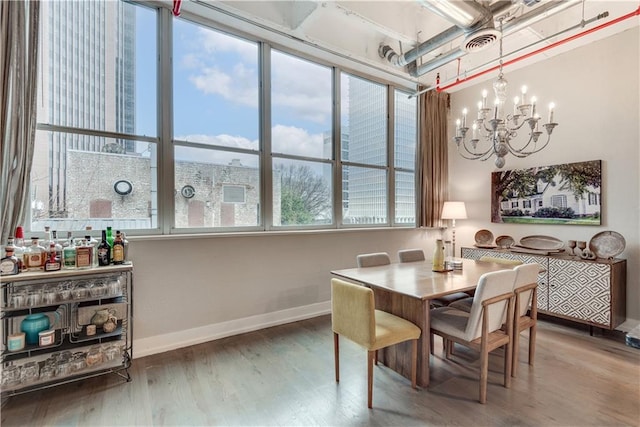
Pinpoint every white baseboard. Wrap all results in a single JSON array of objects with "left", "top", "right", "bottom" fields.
[{"left": 132, "top": 301, "right": 331, "bottom": 359}]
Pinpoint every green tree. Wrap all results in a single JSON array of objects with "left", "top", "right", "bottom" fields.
[{"left": 279, "top": 164, "right": 330, "bottom": 225}]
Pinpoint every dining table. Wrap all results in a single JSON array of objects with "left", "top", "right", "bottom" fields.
[{"left": 330, "top": 258, "right": 514, "bottom": 387}]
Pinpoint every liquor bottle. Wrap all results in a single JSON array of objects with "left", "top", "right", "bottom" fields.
[
  {"left": 14, "top": 226, "right": 26, "bottom": 271},
  {"left": 50, "top": 230, "right": 63, "bottom": 261},
  {"left": 85, "top": 234, "right": 99, "bottom": 267},
  {"left": 44, "top": 242, "right": 62, "bottom": 272},
  {"left": 106, "top": 226, "right": 114, "bottom": 259},
  {"left": 112, "top": 231, "right": 125, "bottom": 265},
  {"left": 63, "top": 237, "right": 77, "bottom": 270},
  {"left": 24, "top": 237, "right": 46, "bottom": 271},
  {"left": 97, "top": 230, "right": 111, "bottom": 266},
  {"left": 75, "top": 239, "right": 93, "bottom": 269},
  {"left": 0, "top": 245, "right": 20, "bottom": 276},
  {"left": 121, "top": 231, "right": 129, "bottom": 261}
]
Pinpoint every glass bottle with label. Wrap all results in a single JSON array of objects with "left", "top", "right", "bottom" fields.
[
  {"left": 14, "top": 226, "right": 26, "bottom": 271},
  {"left": 44, "top": 242, "right": 62, "bottom": 272},
  {"left": 75, "top": 239, "right": 93, "bottom": 269},
  {"left": 51, "top": 230, "right": 63, "bottom": 260},
  {"left": 106, "top": 227, "right": 114, "bottom": 258},
  {"left": 97, "top": 230, "right": 111, "bottom": 266},
  {"left": 112, "top": 231, "right": 125, "bottom": 264},
  {"left": 85, "top": 234, "right": 99, "bottom": 267},
  {"left": 24, "top": 237, "right": 46, "bottom": 271},
  {"left": 0, "top": 245, "right": 20, "bottom": 276},
  {"left": 63, "top": 238, "right": 76, "bottom": 270}
]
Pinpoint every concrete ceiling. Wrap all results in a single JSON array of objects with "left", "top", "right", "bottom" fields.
[{"left": 189, "top": 1, "right": 639, "bottom": 92}]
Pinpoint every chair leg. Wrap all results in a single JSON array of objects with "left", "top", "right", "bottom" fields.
[
  {"left": 529, "top": 323, "right": 537, "bottom": 366},
  {"left": 512, "top": 328, "right": 520, "bottom": 378},
  {"left": 411, "top": 339, "right": 418, "bottom": 389},
  {"left": 430, "top": 333, "right": 434, "bottom": 355},
  {"left": 367, "top": 350, "right": 375, "bottom": 408},
  {"left": 374, "top": 349, "right": 378, "bottom": 365},
  {"left": 334, "top": 333, "right": 340, "bottom": 383},
  {"left": 479, "top": 347, "right": 488, "bottom": 404},
  {"left": 505, "top": 341, "right": 512, "bottom": 389}
]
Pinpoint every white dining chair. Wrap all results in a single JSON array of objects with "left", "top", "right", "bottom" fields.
[
  {"left": 430, "top": 269, "right": 517, "bottom": 404},
  {"left": 510, "top": 263, "right": 540, "bottom": 377},
  {"left": 356, "top": 252, "right": 391, "bottom": 268}
]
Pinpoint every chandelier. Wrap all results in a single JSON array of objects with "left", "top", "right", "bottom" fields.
[{"left": 452, "top": 20, "right": 558, "bottom": 169}]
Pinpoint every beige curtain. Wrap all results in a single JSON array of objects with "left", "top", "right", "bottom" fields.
[
  {"left": 417, "top": 89, "right": 450, "bottom": 228},
  {"left": 0, "top": 0, "right": 40, "bottom": 243}
]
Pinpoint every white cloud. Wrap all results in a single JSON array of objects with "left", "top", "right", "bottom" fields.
[{"left": 272, "top": 125, "right": 326, "bottom": 158}]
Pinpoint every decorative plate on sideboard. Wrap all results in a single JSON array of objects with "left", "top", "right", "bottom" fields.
[
  {"left": 589, "top": 230, "right": 625, "bottom": 259},
  {"left": 518, "top": 235, "right": 564, "bottom": 251}
]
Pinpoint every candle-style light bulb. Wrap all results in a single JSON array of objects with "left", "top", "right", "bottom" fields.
[
  {"left": 493, "top": 98, "right": 499, "bottom": 119},
  {"left": 472, "top": 122, "right": 478, "bottom": 139},
  {"left": 482, "top": 89, "right": 488, "bottom": 108},
  {"left": 521, "top": 85, "right": 528, "bottom": 105},
  {"left": 462, "top": 108, "right": 468, "bottom": 127},
  {"left": 513, "top": 96, "right": 519, "bottom": 115},
  {"left": 531, "top": 96, "right": 537, "bottom": 116},
  {"left": 548, "top": 102, "right": 555, "bottom": 123}
]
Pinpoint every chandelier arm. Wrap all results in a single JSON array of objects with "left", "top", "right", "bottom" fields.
[
  {"left": 511, "top": 132, "right": 553, "bottom": 156},
  {"left": 457, "top": 139, "right": 494, "bottom": 159}
]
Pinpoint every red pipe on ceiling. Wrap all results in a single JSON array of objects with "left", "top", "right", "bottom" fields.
[{"left": 436, "top": 5, "right": 640, "bottom": 93}]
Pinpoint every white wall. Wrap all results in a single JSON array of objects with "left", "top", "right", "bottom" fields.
[
  {"left": 449, "top": 27, "right": 640, "bottom": 325},
  {"left": 128, "top": 228, "right": 441, "bottom": 357}
]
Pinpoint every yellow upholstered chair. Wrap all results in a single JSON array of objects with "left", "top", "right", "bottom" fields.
[
  {"left": 331, "top": 278, "right": 421, "bottom": 408},
  {"left": 430, "top": 269, "right": 517, "bottom": 403},
  {"left": 356, "top": 252, "right": 391, "bottom": 268},
  {"left": 511, "top": 263, "right": 540, "bottom": 377}
]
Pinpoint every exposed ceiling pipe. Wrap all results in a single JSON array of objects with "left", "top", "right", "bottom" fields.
[
  {"left": 436, "top": 5, "right": 640, "bottom": 92},
  {"left": 411, "top": 0, "right": 582, "bottom": 77},
  {"left": 379, "top": 1, "right": 513, "bottom": 68}
]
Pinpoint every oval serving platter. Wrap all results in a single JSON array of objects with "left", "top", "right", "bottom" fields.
[
  {"left": 589, "top": 230, "right": 625, "bottom": 259},
  {"left": 518, "top": 235, "right": 564, "bottom": 251}
]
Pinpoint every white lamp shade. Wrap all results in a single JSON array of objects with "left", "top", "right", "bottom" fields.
[{"left": 441, "top": 201, "right": 467, "bottom": 220}]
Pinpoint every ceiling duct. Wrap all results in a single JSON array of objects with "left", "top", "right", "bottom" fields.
[
  {"left": 379, "top": 1, "right": 513, "bottom": 68},
  {"left": 410, "top": 0, "right": 582, "bottom": 77}
]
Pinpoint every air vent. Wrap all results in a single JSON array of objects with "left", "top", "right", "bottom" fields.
[{"left": 462, "top": 28, "right": 501, "bottom": 53}]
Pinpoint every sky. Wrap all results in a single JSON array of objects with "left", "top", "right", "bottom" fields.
[{"left": 135, "top": 7, "right": 335, "bottom": 164}]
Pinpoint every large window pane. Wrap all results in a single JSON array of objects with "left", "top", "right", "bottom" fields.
[
  {"left": 340, "top": 74, "right": 387, "bottom": 166},
  {"left": 342, "top": 166, "right": 387, "bottom": 225},
  {"left": 33, "top": 1, "right": 158, "bottom": 232},
  {"left": 173, "top": 20, "right": 259, "bottom": 151},
  {"left": 271, "top": 51, "right": 332, "bottom": 159},
  {"left": 174, "top": 147, "right": 259, "bottom": 228},
  {"left": 38, "top": 1, "right": 157, "bottom": 136},
  {"left": 395, "top": 91, "right": 417, "bottom": 170},
  {"left": 273, "top": 159, "right": 332, "bottom": 226},
  {"left": 395, "top": 171, "right": 416, "bottom": 224},
  {"left": 394, "top": 90, "right": 417, "bottom": 225},
  {"left": 31, "top": 131, "right": 157, "bottom": 231}
]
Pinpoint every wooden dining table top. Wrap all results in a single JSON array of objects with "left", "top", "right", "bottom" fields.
[{"left": 331, "top": 258, "right": 514, "bottom": 301}]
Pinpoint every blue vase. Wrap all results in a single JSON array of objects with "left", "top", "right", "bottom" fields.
[{"left": 21, "top": 313, "right": 50, "bottom": 345}]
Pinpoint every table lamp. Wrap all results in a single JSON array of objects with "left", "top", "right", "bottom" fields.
[{"left": 441, "top": 201, "right": 467, "bottom": 259}]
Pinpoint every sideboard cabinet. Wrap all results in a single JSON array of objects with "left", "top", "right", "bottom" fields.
[
  {"left": 461, "top": 247, "right": 626, "bottom": 330},
  {"left": 1, "top": 264, "right": 133, "bottom": 396}
]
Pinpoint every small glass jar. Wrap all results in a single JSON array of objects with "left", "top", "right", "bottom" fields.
[
  {"left": 86, "top": 346, "right": 104, "bottom": 367},
  {"left": 70, "top": 353, "right": 87, "bottom": 372},
  {"left": 104, "top": 344, "right": 121, "bottom": 361},
  {"left": 21, "top": 361, "right": 39, "bottom": 383},
  {"left": 57, "top": 282, "right": 72, "bottom": 300},
  {"left": 3, "top": 365, "right": 22, "bottom": 386},
  {"left": 40, "top": 364, "right": 56, "bottom": 380}
]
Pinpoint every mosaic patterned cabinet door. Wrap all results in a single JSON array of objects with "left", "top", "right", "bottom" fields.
[
  {"left": 461, "top": 247, "right": 626, "bottom": 330},
  {"left": 548, "top": 257, "right": 626, "bottom": 329}
]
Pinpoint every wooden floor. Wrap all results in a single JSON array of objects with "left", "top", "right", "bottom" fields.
[{"left": 2, "top": 315, "right": 639, "bottom": 426}]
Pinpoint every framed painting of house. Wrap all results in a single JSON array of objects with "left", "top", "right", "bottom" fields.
[{"left": 491, "top": 160, "right": 601, "bottom": 225}]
